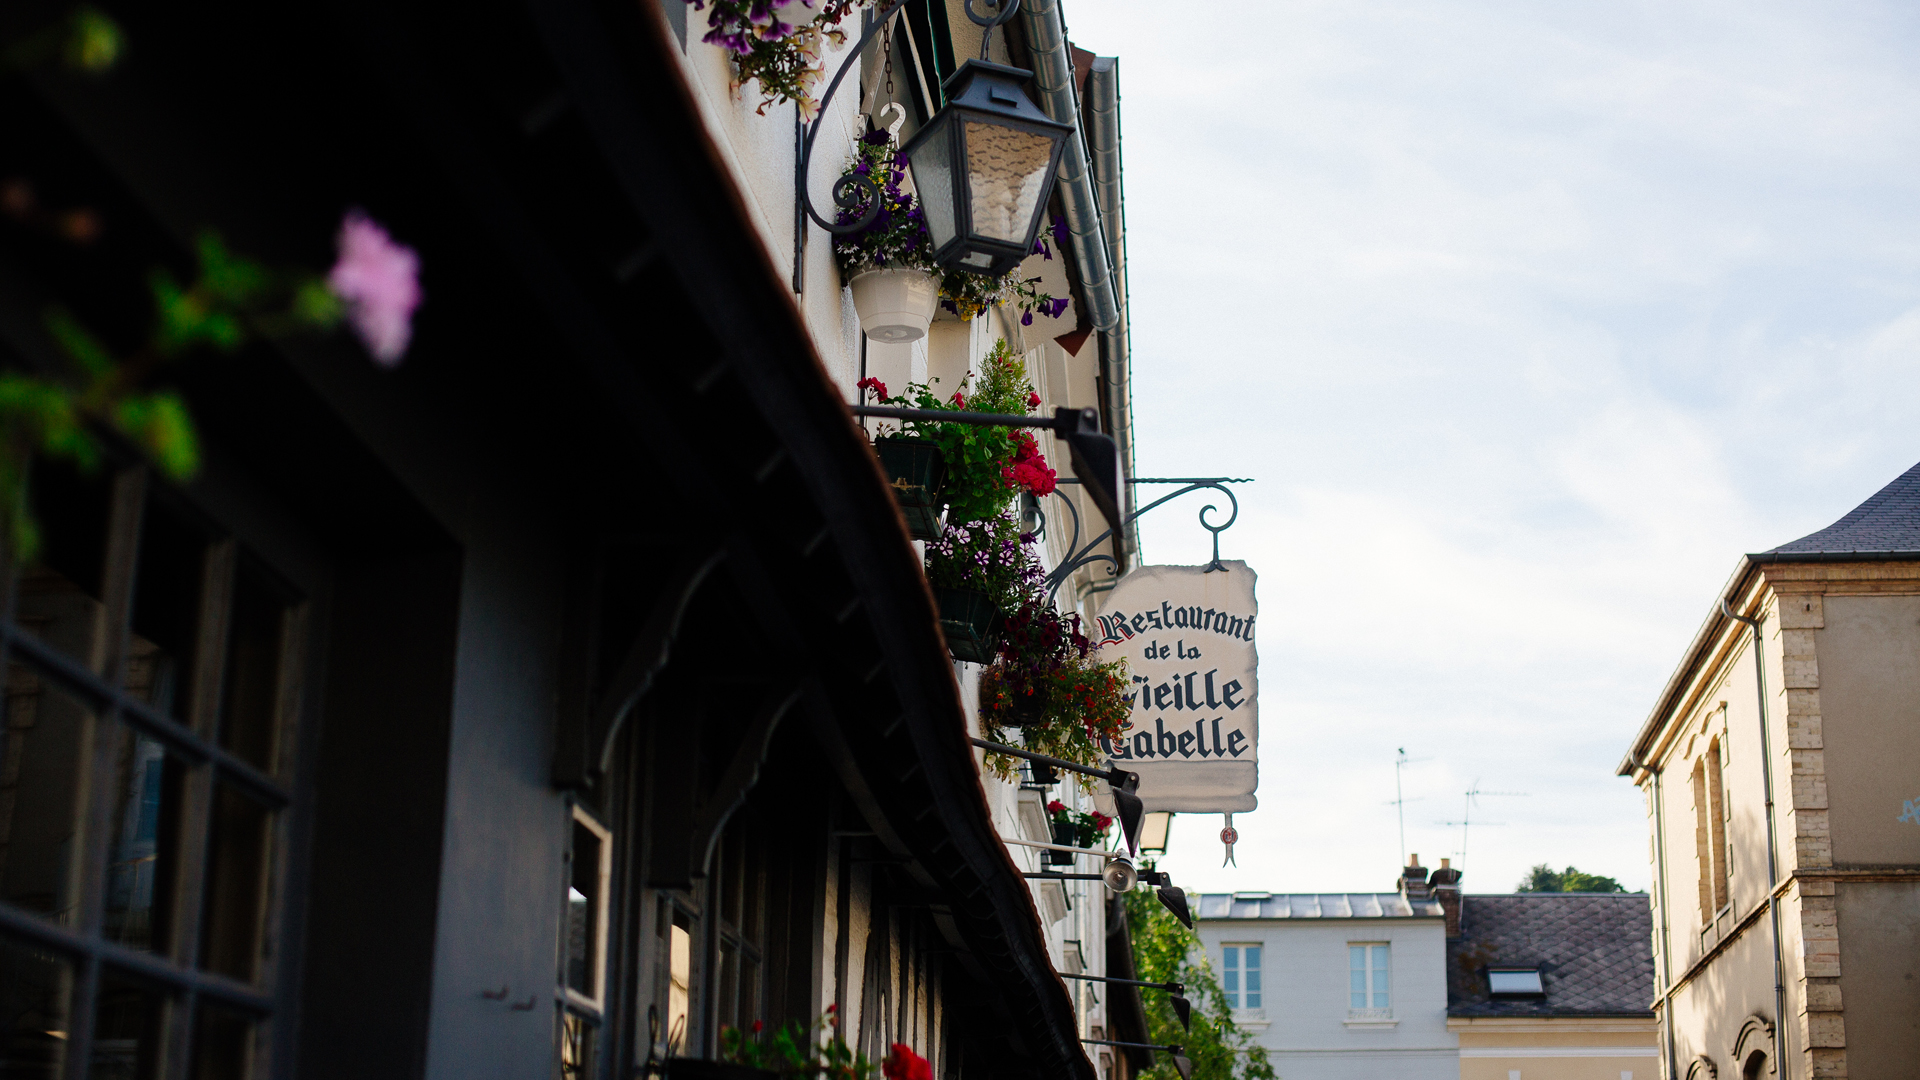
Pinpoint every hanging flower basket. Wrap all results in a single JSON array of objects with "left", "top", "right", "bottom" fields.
[
  {"left": 873, "top": 436, "right": 946, "bottom": 540},
  {"left": 933, "top": 586, "right": 1001, "bottom": 663},
  {"left": 1047, "top": 820, "right": 1077, "bottom": 865},
  {"left": 851, "top": 268, "right": 939, "bottom": 343}
]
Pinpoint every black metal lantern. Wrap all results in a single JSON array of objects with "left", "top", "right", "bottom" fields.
[{"left": 902, "top": 60, "right": 1073, "bottom": 278}]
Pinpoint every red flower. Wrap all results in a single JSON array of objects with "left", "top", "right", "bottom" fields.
[
  {"left": 1027, "top": 391, "right": 1041, "bottom": 409},
  {"left": 751, "top": 1020, "right": 764, "bottom": 1034},
  {"left": 857, "top": 376, "right": 889, "bottom": 400},
  {"left": 1047, "top": 800, "right": 1066, "bottom": 814},
  {"left": 951, "top": 390, "right": 966, "bottom": 406},
  {"left": 885, "top": 1045, "right": 933, "bottom": 1080}
]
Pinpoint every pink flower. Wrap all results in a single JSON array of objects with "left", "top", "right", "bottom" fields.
[{"left": 328, "top": 210, "right": 422, "bottom": 366}]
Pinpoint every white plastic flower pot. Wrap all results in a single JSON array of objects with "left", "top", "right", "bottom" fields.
[{"left": 850, "top": 269, "right": 939, "bottom": 343}]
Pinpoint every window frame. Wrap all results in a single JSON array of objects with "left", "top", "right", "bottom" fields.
[
  {"left": 1347, "top": 942, "right": 1391, "bottom": 1012},
  {"left": 0, "top": 464, "right": 310, "bottom": 1079},
  {"left": 564, "top": 803, "right": 614, "bottom": 1015},
  {"left": 1219, "top": 942, "right": 1262, "bottom": 1010},
  {"left": 1486, "top": 968, "right": 1544, "bottom": 996}
]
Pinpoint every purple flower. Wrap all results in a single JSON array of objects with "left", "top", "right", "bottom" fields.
[
  {"left": 864, "top": 129, "right": 892, "bottom": 146},
  {"left": 328, "top": 209, "right": 422, "bottom": 366},
  {"left": 1050, "top": 215, "right": 1069, "bottom": 249}
]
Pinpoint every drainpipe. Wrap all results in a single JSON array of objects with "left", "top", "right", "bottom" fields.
[
  {"left": 1720, "top": 596, "right": 1790, "bottom": 1079},
  {"left": 1632, "top": 748, "right": 1677, "bottom": 1080},
  {"left": 1083, "top": 57, "right": 1137, "bottom": 558},
  {"left": 1017, "top": 0, "right": 1119, "bottom": 335}
]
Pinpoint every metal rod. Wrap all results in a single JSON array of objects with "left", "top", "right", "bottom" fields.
[
  {"left": 969, "top": 737, "right": 1120, "bottom": 782},
  {"left": 852, "top": 405, "right": 1057, "bottom": 429},
  {"left": 1021, "top": 872, "right": 1106, "bottom": 881},
  {"left": 1057, "top": 477, "right": 1253, "bottom": 485},
  {"left": 1002, "top": 837, "right": 1115, "bottom": 857},
  {"left": 1083, "top": 1039, "right": 1181, "bottom": 1052},
  {"left": 1059, "top": 973, "right": 1182, "bottom": 992}
]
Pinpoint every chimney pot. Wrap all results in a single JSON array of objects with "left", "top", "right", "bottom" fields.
[{"left": 1440, "top": 858, "right": 1450, "bottom": 869}]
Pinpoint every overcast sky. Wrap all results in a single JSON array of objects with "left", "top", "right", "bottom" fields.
[{"left": 1066, "top": 0, "right": 1920, "bottom": 895}]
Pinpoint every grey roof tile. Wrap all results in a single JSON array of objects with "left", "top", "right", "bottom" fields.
[
  {"left": 1765, "top": 459, "right": 1920, "bottom": 555},
  {"left": 1193, "top": 893, "right": 1443, "bottom": 920},
  {"left": 1446, "top": 894, "right": 1655, "bottom": 1018}
]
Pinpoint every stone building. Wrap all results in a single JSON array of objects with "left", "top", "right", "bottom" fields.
[{"left": 1617, "top": 459, "right": 1920, "bottom": 1078}]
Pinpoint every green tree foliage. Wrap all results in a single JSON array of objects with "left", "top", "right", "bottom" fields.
[
  {"left": 1514, "top": 864, "right": 1632, "bottom": 893},
  {"left": 1124, "top": 889, "right": 1277, "bottom": 1080}
]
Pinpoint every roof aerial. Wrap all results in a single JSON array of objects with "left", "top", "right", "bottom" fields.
[{"left": 1761, "top": 458, "right": 1920, "bottom": 559}]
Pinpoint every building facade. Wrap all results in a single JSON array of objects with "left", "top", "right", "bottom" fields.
[
  {"left": 1618, "top": 460, "right": 1920, "bottom": 1079},
  {"left": 1196, "top": 858, "right": 1658, "bottom": 1080},
  {"left": 0, "top": 1, "right": 1152, "bottom": 1079},
  {"left": 1193, "top": 868, "right": 1458, "bottom": 1080}
]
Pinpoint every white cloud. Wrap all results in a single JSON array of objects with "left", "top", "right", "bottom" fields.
[{"left": 1069, "top": 0, "right": 1920, "bottom": 895}]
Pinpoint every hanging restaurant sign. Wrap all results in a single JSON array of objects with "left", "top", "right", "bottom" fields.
[{"left": 1090, "top": 561, "right": 1259, "bottom": 812}]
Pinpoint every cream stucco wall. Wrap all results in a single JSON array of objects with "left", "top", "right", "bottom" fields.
[{"left": 1451, "top": 1019, "right": 1658, "bottom": 1080}]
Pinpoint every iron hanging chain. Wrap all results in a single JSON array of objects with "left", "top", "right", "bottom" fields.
[{"left": 881, "top": 17, "right": 894, "bottom": 102}]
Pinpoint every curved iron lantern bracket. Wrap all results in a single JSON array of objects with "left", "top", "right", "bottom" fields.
[
  {"left": 1040, "top": 478, "right": 1251, "bottom": 604},
  {"left": 791, "top": 0, "right": 1023, "bottom": 287}
]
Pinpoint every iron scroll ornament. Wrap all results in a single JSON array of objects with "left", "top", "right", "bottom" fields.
[
  {"left": 1039, "top": 478, "right": 1251, "bottom": 604},
  {"left": 793, "top": 0, "right": 1025, "bottom": 238}
]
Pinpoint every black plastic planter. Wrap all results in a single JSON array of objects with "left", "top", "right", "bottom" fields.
[
  {"left": 999, "top": 689, "right": 1046, "bottom": 729},
  {"left": 1048, "top": 821, "right": 1077, "bottom": 865},
  {"left": 875, "top": 437, "right": 947, "bottom": 540},
  {"left": 667, "top": 1061, "right": 779, "bottom": 1080},
  {"left": 933, "top": 586, "right": 1000, "bottom": 663}
]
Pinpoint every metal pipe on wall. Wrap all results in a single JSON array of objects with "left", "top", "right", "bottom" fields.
[
  {"left": 1084, "top": 56, "right": 1138, "bottom": 559},
  {"left": 1721, "top": 596, "right": 1790, "bottom": 1079}
]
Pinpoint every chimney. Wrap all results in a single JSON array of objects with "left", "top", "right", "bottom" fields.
[
  {"left": 1429, "top": 857, "right": 1463, "bottom": 937},
  {"left": 1399, "top": 853, "right": 1431, "bottom": 901}
]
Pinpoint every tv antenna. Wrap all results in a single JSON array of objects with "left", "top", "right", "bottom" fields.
[
  {"left": 1433, "top": 780, "right": 1527, "bottom": 870},
  {"left": 1388, "top": 748, "right": 1433, "bottom": 868}
]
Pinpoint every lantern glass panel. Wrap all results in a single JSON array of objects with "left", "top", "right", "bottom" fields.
[
  {"left": 962, "top": 120, "right": 1054, "bottom": 244},
  {"left": 907, "top": 125, "right": 958, "bottom": 252}
]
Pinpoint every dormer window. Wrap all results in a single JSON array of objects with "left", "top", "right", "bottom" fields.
[{"left": 1487, "top": 968, "right": 1544, "bottom": 996}]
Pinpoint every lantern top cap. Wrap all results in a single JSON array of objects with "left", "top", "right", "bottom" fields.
[{"left": 937, "top": 59, "right": 1075, "bottom": 134}]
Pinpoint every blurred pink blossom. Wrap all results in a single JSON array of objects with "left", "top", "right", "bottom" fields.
[{"left": 328, "top": 210, "right": 421, "bottom": 366}]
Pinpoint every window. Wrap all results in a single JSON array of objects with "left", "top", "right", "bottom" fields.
[
  {"left": 1349, "top": 944, "right": 1389, "bottom": 1010},
  {"left": 1693, "top": 737, "right": 1729, "bottom": 919},
  {"left": 1221, "top": 944, "right": 1261, "bottom": 1009},
  {"left": 1487, "top": 968, "right": 1543, "bottom": 995},
  {"left": 0, "top": 464, "right": 302, "bottom": 1079}
]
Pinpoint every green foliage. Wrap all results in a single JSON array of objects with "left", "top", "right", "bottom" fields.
[
  {"left": 4, "top": 5, "right": 126, "bottom": 74},
  {"left": 1515, "top": 864, "right": 1632, "bottom": 893},
  {"left": 718, "top": 1008, "right": 878, "bottom": 1080},
  {"left": 866, "top": 340, "right": 1040, "bottom": 523},
  {"left": 0, "top": 229, "right": 342, "bottom": 561},
  {"left": 1125, "top": 889, "right": 1278, "bottom": 1080}
]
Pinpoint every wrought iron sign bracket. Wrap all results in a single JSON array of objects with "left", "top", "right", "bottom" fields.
[{"left": 1040, "top": 477, "right": 1251, "bottom": 603}]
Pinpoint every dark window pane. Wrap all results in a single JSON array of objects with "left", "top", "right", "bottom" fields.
[
  {"left": 0, "top": 934, "right": 73, "bottom": 1079},
  {"left": 91, "top": 971, "right": 164, "bottom": 1080},
  {"left": 128, "top": 497, "right": 207, "bottom": 721},
  {"left": 102, "top": 729, "right": 182, "bottom": 954},
  {"left": 199, "top": 784, "right": 272, "bottom": 982},
  {"left": 0, "top": 663, "right": 100, "bottom": 926},
  {"left": 189, "top": 1002, "right": 255, "bottom": 1080},
  {"left": 14, "top": 463, "right": 111, "bottom": 673},
  {"left": 217, "top": 560, "right": 286, "bottom": 773},
  {"left": 565, "top": 818, "right": 602, "bottom": 998}
]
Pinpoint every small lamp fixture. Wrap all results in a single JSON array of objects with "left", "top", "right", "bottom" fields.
[{"left": 903, "top": 60, "right": 1073, "bottom": 278}]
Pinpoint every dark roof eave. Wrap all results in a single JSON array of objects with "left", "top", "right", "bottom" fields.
[{"left": 1750, "top": 549, "right": 1920, "bottom": 563}]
